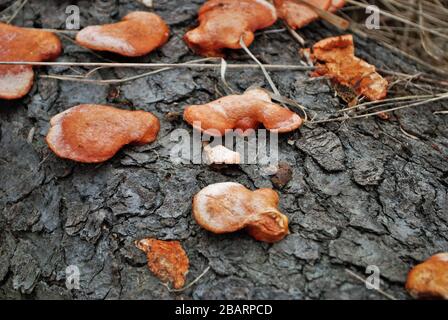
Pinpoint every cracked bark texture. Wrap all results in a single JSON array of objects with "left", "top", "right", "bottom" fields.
[{"left": 1, "top": 0, "right": 447, "bottom": 300}]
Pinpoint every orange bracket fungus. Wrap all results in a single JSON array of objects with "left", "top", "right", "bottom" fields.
[
  {"left": 184, "top": 0, "right": 277, "bottom": 57},
  {"left": 0, "top": 23, "right": 62, "bottom": 100},
  {"left": 274, "top": 0, "right": 346, "bottom": 30},
  {"left": 406, "top": 253, "right": 448, "bottom": 300},
  {"left": 193, "top": 182, "right": 289, "bottom": 243},
  {"left": 76, "top": 11, "right": 170, "bottom": 57},
  {"left": 307, "top": 34, "right": 388, "bottom": 101},
  {"left": 135, "top": 238, "right": 190, "bottom": 290},
  {"left": 46, "top": 104, "right": 160, "bottom": 163},
  {"left": 183, "top": 88, "right": 303, "bottom": 136}
]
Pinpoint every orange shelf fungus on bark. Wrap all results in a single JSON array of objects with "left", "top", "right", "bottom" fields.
[
  {"left": 135, "top": 238, "right": 190, "bottom": 290},
  {"left": 76, "top": 12, "right": 169, "bottom": 57},
  {"left": 274, "top": 0, "right": 345, "bottom": 30},
  {"left": 0, "top": 23, "right": 62, "bottom": 100},
  {"left": 193, "top": 182, "right": 289, "bottom": 243},
  {"left": 184, "top": 0, "right": 277, "bottom": 57},
  {"left": 184, "top": 89, "right": 302, "bottom": 136},
  {"left": 406, "top": 253, "right": 448, "bottom": 300},
  {"left": 308, "top": 34, "right": 388, "bottom": 101},
  {"left": 46, "top": 104, "right": 160, "bottom": 163}
]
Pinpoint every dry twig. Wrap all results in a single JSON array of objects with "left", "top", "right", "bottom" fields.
[{"left": 345, "top": 269, "right": 397, "bottom": 300}]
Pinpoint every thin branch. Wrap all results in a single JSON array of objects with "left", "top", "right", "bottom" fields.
[
  {"left": 41, "top": 57, "right": 217, "bottom": 85},
  {"left": 0, "top": 61, "right": 314, "bottom": 71},
  {"left": 346, "top": 0, "right": 448, "bottom": 40},
  {"left": 350, "top": 27, "right": 448, "bottom": 77},
  {"left": 293, "top": 0, "right": 350, "bottom": 30},
  {"left": 6, "top": 0, "right": 28, "bottom": 24},
  {"left": 285, "top": 22, "right": 305, "bottom": 46},
  {"left": 337, "top": 94, "right": 437, "bottom": 113},
  {"left": 255, "top": 28, "right": 287, "bottom": 35},
  {"left": 239, "top": 37, "right": 281, "bottom": 96},
  {"left": 400, "top": 126, "right": 420, "bottom": 140},
  {"left": 270, "top": 93, "right": 309, "bottom": 122},
  {"left": 220, "top": 58, "right": 236, "bottom": 93},
  {"left": 345, "top": 269, "right": 397, "bottom": 300},
  {"left": 36, "top": 28, "right": 78, "bottom": 35},
  {"left": 310, "top": 92, "right": 448, "bottom": 124},
  {"left": 164, "top": 266, "right": 211, "bottom": 293},
  {"left": 378, "top": 69, "right": 448, "bottom": 87}
]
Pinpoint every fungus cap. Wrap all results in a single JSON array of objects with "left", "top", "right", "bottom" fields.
[
  {"left": 46, "top": 104, "right": 160, "bottom": 163},
  {"left": 274, "top": 0, "right": 346, "bottom": 30},
  {"left": 193, "top": 182, "right": 289, "bottom": 243},
  {"left": 184, "top": 0, "right": 277, "bottom": 57},
  {"left": 275, "top": 0, "right": 331, "bottom": 29},
  {"left": 184, "top": 88, "right": 302, "bottom": 136},
  {"left": 0, "top": 23, "right": 62, "bottom": 100},
  {"left": 406, "top": 253, "right": 448, "bottom": 300},
  {"left": 76, "top": 11, "right": 170, "bottom": 57}
]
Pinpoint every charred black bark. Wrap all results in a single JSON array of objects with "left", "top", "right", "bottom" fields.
[{"left": 0, "top": 0, "right": 447, "bottom": 300}]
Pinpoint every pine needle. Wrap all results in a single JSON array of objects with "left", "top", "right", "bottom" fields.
[
  {"left": 239, "top": 36, "right": 280, "bottom": 96},
  {"left": 310, "top": 92, "right": 448, "bottom": 124},
  {"left": 164, "top": 266, "right": 211, "bottom": 293},
  {"left": 5, "top": 0, "right": 28, "bottom": 24},
  {"left": 345, "top": 269, "right": 397, "bottom": 300},
  {"left": 0, "top": 60, "right": 314, "bottom": 71}
]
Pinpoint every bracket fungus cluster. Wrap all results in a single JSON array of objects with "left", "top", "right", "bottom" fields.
[
  {"left": 135, "top": 238, "right": 190, "bottom": 290},
  {"left": 46, "top": 104, "right": 160, "bottom": 163},
  {"left": 406, "top": 253, "right": 448, "bottom": 300},
  {"left": 184, "top": 0, "right": 277, "bottom": 56},
  {"left": 193, "top": 182, "right": 289, "bottom": 243},
  {"left": 275, "top": 0, "right": 346, "bottom": 29},
  {"left": 306, "top": 34, "right": 388, "bottom": 101},
  {"left": 76, "top": 11, "right": 169, "bottom": 57},
  {"left": 184, "top": 88, "right": 303, "bottom": 136},
  {"left": 0, "top": 23, "right": 62, "bottom": 100}
]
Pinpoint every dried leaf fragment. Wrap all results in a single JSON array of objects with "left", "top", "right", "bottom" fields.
[
  {"left": 76, "top": 11, "right": 169, "bottom": 57},
  {"left": 135, "top": 238, "right": 189, "bottom": 290},
  {"left": 46, "top": 104, "right": 160, "bottom": 163},
  {"left": 0, "top": 22, "right": 62, "bottom": 100},
  {"left": 184, "top": 0, "right": 277, "bottom": 57},
  {"left": 406, "top": 253, "right": 448, "bottom": 300},
  {"left": 193, "top": 182, "right": 289, "bottom": 242},
  {"left": 184, "top": 88, "right": 303, "bottom": 136},
  {"left": 308, "top": 34, "right": 388, "bottom": 101}
]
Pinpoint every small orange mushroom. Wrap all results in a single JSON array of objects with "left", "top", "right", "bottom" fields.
[
  {"left": 46, "top": 104, "right": 160, "bottom": 163},
  {"left": 308, "top": 34, "right": 388, "bottom": 101},
  {"left": 76, "top": 11, "right": 169, "bottom": 57},
  {"left": 184, "top": 0, "right": 277, "bottom": 57},
  {"left": 135, "top": 238, "right": 190, "bottom": 290},
  {"left": 193, "top": 182, "right": 289, "bottom": 243},
  {"left": 406, "top": 253, "right": 448, "bottom": 300},
  {"left": 184, "top": 88, "right": 303, "bottom": 136},
  {"left": 274, "top": 0, "right": 345, "bottom": 30},
  {"left": 0, "top": 23, "right": 62, "bottom": 100}
]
